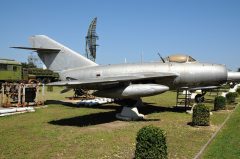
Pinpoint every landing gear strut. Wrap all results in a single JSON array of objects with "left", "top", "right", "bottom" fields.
[
  {"left": 116, "top": 98, "right": 144, "bottom": 121},
  {"left": 194, "top": 91, "right": 206, "bottom": 103}
]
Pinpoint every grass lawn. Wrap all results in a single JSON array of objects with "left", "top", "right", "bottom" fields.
[
  {"left": 0, "top": 87, "right": 237, "bottom": 158},
  {"left": 202, "top": 103, "right": 240, "bottom": 159}
]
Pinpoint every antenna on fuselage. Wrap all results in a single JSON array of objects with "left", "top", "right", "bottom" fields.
[{"left": 157, "top": 52, "right": 165, "bottom": 63}]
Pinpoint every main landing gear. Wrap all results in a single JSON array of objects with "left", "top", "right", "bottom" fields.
[{"left": 116, "top": 98, "right": 144, "bottom": 121}]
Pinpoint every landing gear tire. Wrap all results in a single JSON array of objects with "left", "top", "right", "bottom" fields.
[{"left": 195, "top": 94, "right": 204, "bottom": 103}]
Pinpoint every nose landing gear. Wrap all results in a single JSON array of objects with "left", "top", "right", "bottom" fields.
[
  {"left": 194, "top": 91, "right": 206, "bottom": 103},
  {"left": 194, "top": 94, "right": 204, "bottom": 103}
]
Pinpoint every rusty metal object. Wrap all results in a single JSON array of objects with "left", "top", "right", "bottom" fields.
[{"left": 0, "top": 82, "right": 45, "bottom": 107}]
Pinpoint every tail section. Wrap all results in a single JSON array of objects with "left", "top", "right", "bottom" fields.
[{"left": 29, "top": 35, "right": 98, "bottom": 72}]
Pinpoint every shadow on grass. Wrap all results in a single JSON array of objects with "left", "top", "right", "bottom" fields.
[
  {"left": 46, "top": 100, "right": 189, "bottom": 114},
  {"left": 204, "top": 98, "right": 214, "bottom": 104},
  {"left": 46, "top": 100, "right": 76, "bottom": 107},
  {"left": 49, "top": 110, "right": 118, "bottom": 127},
  {"left": 139, "top": 103, "right": 190, "bottom": 114},
  {"left": 47, "top": 100, "right": 189, "bottom": 127},
  {"left": 46, "top": 100, "right": 119, "bottom": 110},
  {"left": 187, "top": 122, "right": 210, "bottom": 127}
]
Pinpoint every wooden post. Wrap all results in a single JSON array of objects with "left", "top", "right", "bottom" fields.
[
  {"left": 35, "top": 84, "right": 39, "bottom": 106},
  {"left": 22, "top": 84, "right": 26, "bottom": 106},
  {"left": 0, "top": 84, "right": 3, "bottom": 107},
  {"left": 42, "top": 84, "right": 45, "bottom": 105},
  {"left": 17, "top": 84, "right": 21, "bottom": 107}
]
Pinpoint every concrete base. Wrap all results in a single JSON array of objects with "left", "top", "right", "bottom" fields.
[
  {"left": 221, "top": 92, "right": 227, "bottom": 97},
  {"left": 116, "top": 106, "right": 144, "bottom": 121},
  {"left": 186, "top": 104, "right": 196, "bottom": 114}
]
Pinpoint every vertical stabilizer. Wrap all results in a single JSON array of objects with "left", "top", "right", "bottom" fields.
[{"left": 29, "top": 35, "right": 98, "bottom": 72}]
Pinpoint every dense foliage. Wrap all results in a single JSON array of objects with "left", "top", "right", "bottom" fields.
[
  {"left": 21, "top": 62, "right": 37, "bottom": 68},
  {"left": 226, "top": 92, "right": 238, "bottom": 103},
  {"left": 236, "top": 87, "right": 240, "bottom": 95},
  {"left": 192, "top": 104, "right": 210, "bottom": 126},
  {"left": 214, "top": 96, "right": 226, "bottom": 111},
  {"left": 135, "top": 125, "right": 167, "bottom": 159}
]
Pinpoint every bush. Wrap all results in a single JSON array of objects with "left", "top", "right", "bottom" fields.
[
  {"left": 214, "top": 96, "right": 226, "bottom": 111},
  {"left": 135, "top": 125, "right": 167, "bottom": 159},
  {"left": 236, "top": 87, "right": 240, "bottom": 95},
  {"left": 226, "top": 92, "right": 238, "bottom": 103},
  {"left": 192, "top": 104, "right": 210, "bottom": 126}
]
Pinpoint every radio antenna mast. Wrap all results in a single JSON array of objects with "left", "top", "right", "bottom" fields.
[{"left": 85, "top": 17, "right": 98, "bottom": 62}]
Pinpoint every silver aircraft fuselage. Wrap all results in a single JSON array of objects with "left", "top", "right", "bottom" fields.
[
  {"left": 15, "top": 35, "right": 239, "bottom": 120},
  {"left": 14, "top": 35, "right": 240, "bottom": 100},
  {"left": 59, "top": 62, "right": 227, "bottom": 90}
]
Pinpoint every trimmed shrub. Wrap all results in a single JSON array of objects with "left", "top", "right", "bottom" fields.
[
  {"left": 226, "top": 92, "right": 238, "bottom": 103},
  {"left": 135, "top": 125, "right": 167, "bottom": 159},
  {"left": 192, "top": 104, "right": 210, "bottom": 126},
  {"left": 236, "top": 87, "right": 240, "bottom": 95},
  {"left": 214, "top": 96, "right": 226, "bottom": 111}
]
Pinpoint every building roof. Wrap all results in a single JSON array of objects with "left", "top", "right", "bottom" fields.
[{"left": 0, "top": 59, "right": 22, "bottom": 65}]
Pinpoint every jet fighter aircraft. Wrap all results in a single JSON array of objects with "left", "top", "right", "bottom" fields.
[{"left": 13, "top": 35, "right": 240, "bottom": 120}]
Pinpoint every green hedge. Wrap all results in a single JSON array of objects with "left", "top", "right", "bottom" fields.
[
  {"left": 236, "top": 87, "right": 240, "bottom": 95},
  {"left": 135, "top": 125, "right": 167, "bottom": 159},
  {"left": 192, "top": 104, "right": 210, "bottom": 126},
  {"left": 214, "top": 96, "right": 226, "bottom": 111},
  {"left": 226, "top": 92, "right": 238, "bottom": 103}
]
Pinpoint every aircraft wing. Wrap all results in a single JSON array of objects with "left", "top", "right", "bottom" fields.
[
  {"left": 47, "top": 72, "right": 179, "bottom": 86},
  {"left": 187, "top": 86, "right": 219, "bottom": 91}
]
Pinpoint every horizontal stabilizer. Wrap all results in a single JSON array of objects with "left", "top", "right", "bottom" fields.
[
  {"left": 11, "top": 35, "right": 98, "bottom": 73},
  {"left": 11, "top": 47, "right": 60, "bottom": 53}
]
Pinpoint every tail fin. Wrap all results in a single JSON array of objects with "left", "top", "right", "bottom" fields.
[{"left": 29, "top": 35, "right": 98, "bottom": 72}]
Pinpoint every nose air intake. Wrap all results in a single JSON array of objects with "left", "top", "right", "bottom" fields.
[{"left": 227, "top": 71, "right": 240, "bottom": 82}]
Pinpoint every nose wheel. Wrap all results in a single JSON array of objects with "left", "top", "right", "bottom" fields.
[{"left": 194, "top": 94, "right": 205, "bottom": 103}]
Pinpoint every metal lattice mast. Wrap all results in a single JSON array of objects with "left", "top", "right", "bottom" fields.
[{"left": 85, "top": 17, "right": 98, "bottom": 62}]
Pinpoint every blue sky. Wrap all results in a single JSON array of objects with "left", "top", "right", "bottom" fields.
[{"left": 0, "top": 0, "right": 240, "bottom": 70}]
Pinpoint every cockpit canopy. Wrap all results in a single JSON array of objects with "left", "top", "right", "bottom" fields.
[{"left": 164, "top": 54, "right": 197, "bottom": 63}]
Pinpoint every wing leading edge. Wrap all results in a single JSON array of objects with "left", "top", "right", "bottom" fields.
[{"left": 47, "top": 72, "right": 179, "bottom": 86}]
